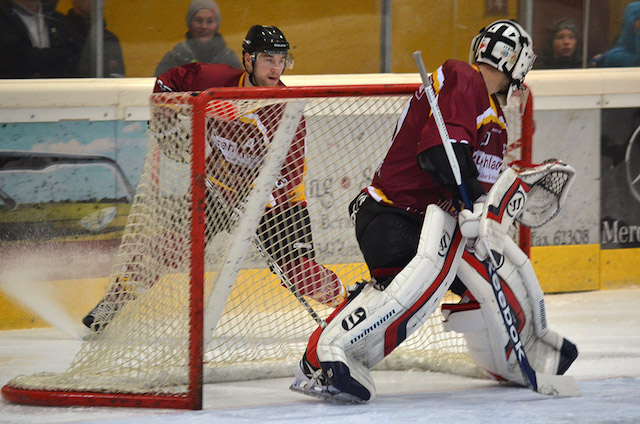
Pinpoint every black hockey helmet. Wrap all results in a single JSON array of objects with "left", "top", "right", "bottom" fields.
[
  {"left": 243, "top": 25, "right": 289, "bottom": 54},
  {"left": 242, "top": 25, "right": 293, "bottom": 69}
]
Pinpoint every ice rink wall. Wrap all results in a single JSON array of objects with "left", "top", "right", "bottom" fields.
[{"left": 1, "top": 69, "right": 639, "bottom": 329}]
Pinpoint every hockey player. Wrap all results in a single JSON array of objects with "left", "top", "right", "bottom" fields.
[
  {"left": 82, "top": 25, "right": 344, "bottom": 330},
  {"left": 290, "top": 20, "right": 577, "bottom": 403}
]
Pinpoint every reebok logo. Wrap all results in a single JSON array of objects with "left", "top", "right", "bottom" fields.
[{"left": 488, "top": 263, "right": 525, "bottom": 363}]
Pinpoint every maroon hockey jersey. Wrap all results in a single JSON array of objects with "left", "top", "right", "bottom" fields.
[
  {"left": 366, "top": 59, "right": 508, "bottom": 215},
  {"left": 153, "top": 63, "right": 307, "bottom": 207}
]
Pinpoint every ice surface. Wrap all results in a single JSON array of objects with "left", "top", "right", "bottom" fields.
[{"left": 1, "top": 289, "right": 639, "bottom": 424}]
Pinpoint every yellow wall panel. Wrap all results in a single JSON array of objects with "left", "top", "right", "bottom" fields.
[
  {"left": 530, "top": 244, "right": 600, "bottom": 293},
  {"left": 0, "top": 278, "right": 108, "bottom": 330},
  {"left": 2, "top": 247, "right": 638, "bottom": 330},
  {"left": 0, "top": 291, "right": 46, "bottom": 330},
  {"left": 55, "top": 0, "right": 516, "bottom": 77},
  {"left": 391, "top": 0, "right": 515, "bottom": 72},
  {"left": 600, "top": 248, "right": 640, "bottom": 289}
]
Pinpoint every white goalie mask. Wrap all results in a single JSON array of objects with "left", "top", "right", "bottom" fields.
[{"left": 469, "top": 20, "right": 536, "bottom": 90}]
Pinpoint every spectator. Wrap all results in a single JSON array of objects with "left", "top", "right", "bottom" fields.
[
  {"left": 0, "top": 0, "right": 79, "bottom": 78},
  {"left": 536, "top": 18, "right": 582, "bottom": 69},
  {"left": 66, "top": 0, "right": 125, "bottom": 77},
  {"left": 154, "top": 0, "right": 241, "bottom": 76},
  {"left": 590, "top": 1, "right": 640, "bottom": 67}
]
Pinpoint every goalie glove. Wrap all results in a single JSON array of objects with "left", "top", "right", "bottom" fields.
[
  {"left": 513, "top": 160, "right": 576, "bottom": 228},
  {"left": 472, "top": 160, "right": 575, "bottom": 264}
]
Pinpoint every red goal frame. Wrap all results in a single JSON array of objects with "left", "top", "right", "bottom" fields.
[{"left": 1, "top": 83, "right": 532, "bottom": 410}]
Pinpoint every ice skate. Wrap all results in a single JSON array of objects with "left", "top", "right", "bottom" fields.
[
  {"left": 82, "top": 299, "right": 121, "bottom": 332},
  {"left": 82, "top": 276, "right": 135, "bottom": 332},
  {"left": 289, "top": 359, "right": 364, "bottom": 404}
]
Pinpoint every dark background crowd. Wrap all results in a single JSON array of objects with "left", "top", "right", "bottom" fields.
[
  {"left": 0, "top": 0, "right": 639, "bottom": 79},
  {"left": 0, "top": 0, "right": 125, "bottom": 78}
]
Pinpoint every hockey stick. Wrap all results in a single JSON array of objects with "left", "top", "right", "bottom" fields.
[
  {"left": 207, "top": 185, "right": 326, "bottom": 328},
  {"left": 250, "top": 236, "right": 326, "bottom": 328},
  {"left": 412, "top": 51, "right": 580, "bottom": 397}
]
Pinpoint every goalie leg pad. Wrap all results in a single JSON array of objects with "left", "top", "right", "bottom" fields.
[
  {"left": 503, "top": 237, "right": 547, "bottom": 336},
  {"left": 451, "top": 249, "right": 577, "bottom": 385},
  {"left": 315, "top": 205, "right": 465, "bottom": 401}
]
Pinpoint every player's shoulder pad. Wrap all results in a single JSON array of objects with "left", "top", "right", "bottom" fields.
[{"left": 439, "top": 59, "right": 483, "bottom": 95}]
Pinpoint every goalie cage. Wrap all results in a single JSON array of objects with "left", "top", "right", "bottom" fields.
[{"left": 1, "top": 83, "right": 532, "bottom": 410}]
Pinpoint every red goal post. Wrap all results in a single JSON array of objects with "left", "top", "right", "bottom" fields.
[{"left": 1, "top": 83, "right": 532, "bottom": 410}]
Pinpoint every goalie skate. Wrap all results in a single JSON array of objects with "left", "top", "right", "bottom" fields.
[{"left": 289, "top": 360, "right": 365, "bottom": 405}]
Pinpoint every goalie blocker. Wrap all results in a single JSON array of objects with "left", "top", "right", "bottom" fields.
[{"left": 292, "top": 160, "right": 578, "bottom": 402}]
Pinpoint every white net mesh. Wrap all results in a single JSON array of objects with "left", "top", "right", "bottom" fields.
[
  {"left": 501, "top": 86, "right": 529, "bottom": 168},
  {"left": 4, "top": 84, "right": 536, "bottom": 404}
]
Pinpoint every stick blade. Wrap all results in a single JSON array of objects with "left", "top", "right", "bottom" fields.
[
  {"left": 535, "top": 373, "right": 581, "bottom": 397},
  {"left": 289, "top": 384, "right": 365, "bottom": 405}
]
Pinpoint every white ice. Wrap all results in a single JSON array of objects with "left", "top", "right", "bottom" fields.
[{"left": 1, "top": 288, "right": 639, "bottom": 424}]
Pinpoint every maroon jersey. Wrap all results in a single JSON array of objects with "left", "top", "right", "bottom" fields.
[
  {"left": 154, "top": 63, "right": 307, "bottom": 207},
  {"left": 154, "top": 62, "right": 245, "bottom": 92},
  {"left": 366, "top": 59, "right": 507, "bottom": 214}
]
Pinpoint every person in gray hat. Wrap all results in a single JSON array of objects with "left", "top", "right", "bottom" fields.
[
  {"left": 154, "top": 0, "right": 241, "bottom": 76},
  {"left": 536, "top": 17, "right": 582, "bottom": 69}
]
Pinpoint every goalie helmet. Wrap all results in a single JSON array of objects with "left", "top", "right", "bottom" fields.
[{"left": 469, "top": 20, "right": 536, "bottom": 89}]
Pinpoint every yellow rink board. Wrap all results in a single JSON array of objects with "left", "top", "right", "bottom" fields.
[
  {"left": 531, "top": 244, "right": 601, "bottom": 293},
  {"left": 532, "top": 245, "right": 640, "bottom": 292},
  {"left": 1, "top": 247, "right": 638, "bottom": 330},
  {"left": 0, "top": 264, "right": 369, "bottom": 331}
]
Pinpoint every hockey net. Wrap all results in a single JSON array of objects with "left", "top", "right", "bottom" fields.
[
  {"left": 1, "top": 84, "right": 532, "bottom": 409},
  {"left": 501, "top": 85, "right": 534, "bottom": 255}
]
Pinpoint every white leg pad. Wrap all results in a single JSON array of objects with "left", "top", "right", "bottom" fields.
[
  {"left": 317, "top": 205, "right": 466, "bottom": 400},
  {"left": 503, "top": 237, "right": 548, "bottom": 336},
  {"left": 452, "top": 247, "right": 576, "bottom": 385}
]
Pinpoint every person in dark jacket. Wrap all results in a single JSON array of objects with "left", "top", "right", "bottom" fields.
[
  {"left": 154, "top": 0, "right": 241, "bottom": 76},
  {"left": 0, "top": 0, "right": 80, "bottom": 78},
  {"left": 593, "top": 1, "right": 640, "bottom": 67},
  {"left": 65, "top": 0, "right": 125, "bottom": 77},
  {"left": 535, "top": 18, "right": 582, "bottom": 69}
]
